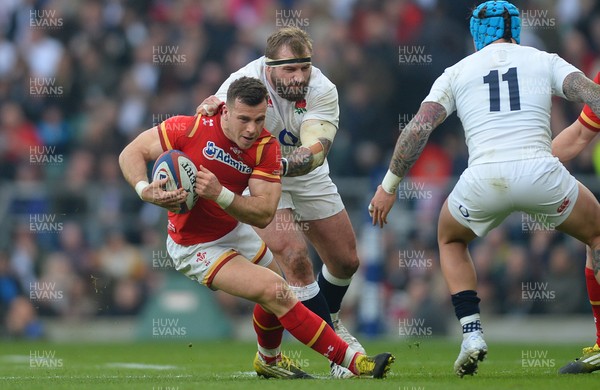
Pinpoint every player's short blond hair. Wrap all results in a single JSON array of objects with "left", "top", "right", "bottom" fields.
[{"left": 265, "top": 27, "right": 313, "bottom": 59}]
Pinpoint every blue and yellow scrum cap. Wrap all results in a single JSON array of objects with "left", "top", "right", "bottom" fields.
[{"left": 470, "top": 1, "right": 521, "bottom": 51}]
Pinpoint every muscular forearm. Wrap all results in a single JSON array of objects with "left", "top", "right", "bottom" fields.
[
  {"left": 389, "top": 102, "right": 447, "bottom": 178},
  {"left": 119, "top": 145, "right": 151, "bottom": 188},
  {"left": 563, "top": 72, "right": 600, "bottom": 118},
  {"left": 223, "top": 193, "right": 278, "bottom": 228},
  {"left": 552, "top": 122, "right": 591, "bottom": 162},
  {"left": 119, "top": 128, "right": 164, "bottom": 188},
  {"left": 283, "top": 138, "right": 332, "bottom": 177}
]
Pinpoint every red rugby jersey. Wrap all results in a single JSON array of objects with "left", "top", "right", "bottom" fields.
[
  {"left": 157, "top": 111, "right": 281, "bottom": 245},
  {"left": 578, "top": 72, "right": 600, "bottom": 132}
]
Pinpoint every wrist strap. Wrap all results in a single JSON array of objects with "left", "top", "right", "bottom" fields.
[
  {"left": 216, "top": 186, "right": 235, "bottom": 209},
  {"left": 381, "top": 170, "right": 402, "bottom": 194},
  {"left": 280, "top": 157, "right": 288, "bottom": 176},
  {"left": 135, "top": 181, "right": 149, "bottom": 200}
]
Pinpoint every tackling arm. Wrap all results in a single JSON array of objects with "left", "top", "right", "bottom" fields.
[
  {"left": 282, "top": 119, "right": 336, "bottom": 177},
  {"left": 386, "top": 102, "right": 447, "bottom": 188},
  {"left": 369, "top": 101, "right": 447, "bottom": 227},
  {"left": 563, "top": 72, "right": 600, "bottom": 117},
  {"left": 552, "top": 121, "right": 598, "bottom": 162},
  {"left": 554, "top": 72, "right": 600, "bottom": 162}
]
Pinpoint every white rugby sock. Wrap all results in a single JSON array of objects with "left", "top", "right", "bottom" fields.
[{"left": 289, "top": 281, "right": 320, "bottom": 301}]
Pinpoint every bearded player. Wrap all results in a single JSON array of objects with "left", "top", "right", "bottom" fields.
[
  {"left": 197, "top": 27, "right": 364, "bottom": 378},
  {"left": 119, "top": 76, "right": 394, "bottom": 379}
]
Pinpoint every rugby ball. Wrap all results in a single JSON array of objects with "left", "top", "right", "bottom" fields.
[{"left": 152, "top": 150, "right": 198, "bottom": 214}]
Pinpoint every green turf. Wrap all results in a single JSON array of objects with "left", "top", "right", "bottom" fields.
[{"left": 0, "top": 339, "right": 597, "bottom": 389}]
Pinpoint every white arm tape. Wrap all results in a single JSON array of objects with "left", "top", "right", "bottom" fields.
[
  {"left": 300, "top": 120, "right": 337, "bottom": 170},
  {"left": 135, "top": 181, "right": 149, "bottom": 200},
  {"left": 381, "top": 170, "right": 402, "bottom": 194},
  {"left": 216, "top": 186, "right": 235, "bottom": 209}
]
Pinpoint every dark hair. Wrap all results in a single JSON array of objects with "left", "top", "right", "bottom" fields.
[
  {"left": 226, "top": 76, "right": 268, "bottom": 107},
  {"left": 265, "top": 27, "right": 312, "bottom": 59},
  {"left": 501, "top": 7, "right": 512, "bottom": 41}
]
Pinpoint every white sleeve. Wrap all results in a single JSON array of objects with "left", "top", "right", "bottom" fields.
[
  {"left": 548, "top": 53, "right": 582, "bottom": 98},
  {"left": 303, "top": 85, "right": 339, "bottom": 128},
  {"left": 422, "top": 69, "right": 456, "bottom": 116},
  {"left": 215, "top": 59, "right": 264, "bottom": 102}
]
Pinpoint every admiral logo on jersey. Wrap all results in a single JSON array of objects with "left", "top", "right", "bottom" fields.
[{"left": 203, "top": 141, "right": 252, "bottom": 174}]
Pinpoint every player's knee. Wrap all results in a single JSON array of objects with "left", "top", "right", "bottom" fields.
[
  {"left": 327, "top": 255, "right": 359, "bottom": 279},
  {"left": 343, "top": 256, "right": 360, "bottom": 277},
  {"left": 281, "top": 246, "right": 311, "bottom": 271},
  {"left": 257, "top": 278, "right": 296, "bottom": 311}
]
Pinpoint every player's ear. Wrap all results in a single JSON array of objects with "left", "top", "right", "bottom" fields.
[{"left": 222, "top": 105, "right": 229, "bottom": 120}]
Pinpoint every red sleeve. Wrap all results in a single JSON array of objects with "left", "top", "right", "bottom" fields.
[
  {"left": 157, "top": 115, "right": 201, "bottom": 151},
  {"left": 577, "top": 72, "right": 600, "bottom": 132},
  {"left": 250, "top": 133, "right": 281, "bottom": 183}
]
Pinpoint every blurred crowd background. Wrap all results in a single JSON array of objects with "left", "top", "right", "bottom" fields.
[{"left": 1, "top": 0, "right": 600, "bottom": 340}]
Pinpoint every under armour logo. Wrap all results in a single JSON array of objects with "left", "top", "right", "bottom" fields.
[
  {"left": 202, "top": 118, "right": 214, "bottom": 126},
  {"left": 323, "top": 345, "right": 334, "bottom": 358}
]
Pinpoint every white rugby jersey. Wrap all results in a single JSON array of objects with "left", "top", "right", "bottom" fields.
[
  {"left": 423, "top": 43, "right": 580, "bottom": 166},
  {"left": 216, "top": 57, "right": 339, "bottom": 177}
]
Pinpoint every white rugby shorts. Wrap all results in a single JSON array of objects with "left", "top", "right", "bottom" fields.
[
  {"left": 166, "top": 223, "right": 272, "bottom": 289},
  {"left": 447, "top": 157, "right": 578, "bottom": 236},
  {"left": 245, "top": 163, "right": 345, "bottom": 221}
]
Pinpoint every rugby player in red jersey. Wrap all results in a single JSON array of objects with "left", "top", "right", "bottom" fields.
[
  {"left": 119, "top": 76, "right": 394, "bottom": 379},
  {"left": 552, "top": 71, "right": 600, "bottom": 374}
]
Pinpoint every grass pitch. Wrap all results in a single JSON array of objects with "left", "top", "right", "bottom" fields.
[{"left": 0, "top": 339, "right": 597, "bottom": 389}]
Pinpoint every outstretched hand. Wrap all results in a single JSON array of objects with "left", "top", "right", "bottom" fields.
[{"left": 369, "top": 185, "right": 397, "bottom": 228}]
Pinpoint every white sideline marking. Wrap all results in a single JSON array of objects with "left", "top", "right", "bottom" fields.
[
  {"left": 231, "top": 371, "right": 257, "bottom": 378},
  {"left": 104, "top": 362, "right": 178, "bottom": 370},
  {"left": 0, "top": 355, "right": 30, "bottom": 363},
  {"left": 0, "top": 374, "right": 192, "bottom": 380}
]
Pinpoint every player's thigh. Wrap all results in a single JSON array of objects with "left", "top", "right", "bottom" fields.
[
  {"left": 211, "top": 255, "right": 295, "bottom": 312},
  {"left": 444, "top": 167, "right": 511, "bottom": 238},
  {"left": 253, "top": 208, "right": 313, "bottom": 283},
  {"left": 303, "top": 209, "right": 359, "bottom": 273},
  {"left": 254, "top": 208, "right": 310, "bottom": 258},
  {"left": 167, "top": 224, "right": 272, "bottom": 288},
  {"left": 557, "top": 182, "right": 600, "bottom": 247},
  {"left": 438, "top": 198, "right": 478, "bottom": 244}
]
